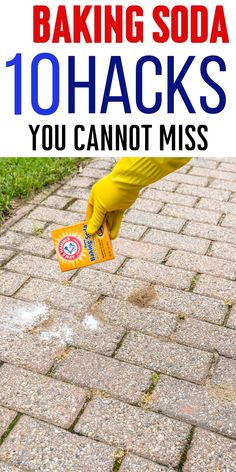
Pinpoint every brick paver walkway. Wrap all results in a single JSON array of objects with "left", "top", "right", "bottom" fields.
[{"left": 0, "top": 157, "right": 236, "bottom": 471}]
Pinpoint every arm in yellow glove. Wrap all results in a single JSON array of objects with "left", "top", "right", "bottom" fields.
[{"left": 86, "top": 157, "right": 191, "bottom": 239}]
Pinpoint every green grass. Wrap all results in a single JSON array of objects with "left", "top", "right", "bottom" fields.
[{"left": 0, "top": 157, "right": 81, "bottom": 221}]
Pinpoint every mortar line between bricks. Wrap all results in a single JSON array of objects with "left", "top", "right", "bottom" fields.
[
  {"left": 112, "top": 449, "right": 127, "bottom": 472},
  {"left": 111, "top": 332, "right": 129, "bottom": 358},
  {"left": 0, "top": 412, "right": 23, "bottom": 447},
  {"left": 177, "top": 426, "right": 195, "bottom": 472}
]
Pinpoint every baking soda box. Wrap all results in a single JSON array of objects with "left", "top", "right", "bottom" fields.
[{"left": 52, "top": 221, "right": 115, "bottom": 272}]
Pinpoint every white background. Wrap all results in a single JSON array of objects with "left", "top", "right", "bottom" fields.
[{"left": 0, "top": 0, "right": 235, "bottom": 158}]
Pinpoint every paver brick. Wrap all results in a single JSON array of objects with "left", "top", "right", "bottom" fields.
[
  {"left": 56, "top": 185, "right": 90, "bottom": 200},
  {"left": 0, "top": 231, "right": 53, "bottom": 258},
  {"left": 28, "top": 206, "right": 82, "bottom": 226},
  {"left": 85, "top": 158, "right": 114, "bottom": 170},
  {"left": 231, "top": 193, "right": 236, "bottom": 203},
  {"left": 176, "top": 183, "right": 230, "bottom": 201},
  {"left": 227, "top": 306, "right": 236, "bottom": 329},
  {"left": 132, "top": 197, "right": 163, "bottom": 213},
  {"left": 143, "top": 229, "right": 210, "bottom": 254},
  {"left": 148, "top": 284, "right": 227, "bottom": 324},
  {"left": 210, "top": 179, "right": 236, "bottom": 192},
  {"left": 15, "top": 278, "right": 99, "bottom": 313},
  {"left": 119, "top": 222, "right": 147, "bottom": 240},
  {"left": 183, "top": 428, "right": 236, "bottom": 472},
  {"left": 5, "top": 255, "right": 70, "bottom": 282},
  {"left": 161, "top": 203, "right": 221, "bottom": 225},
  {"left": 189, "top": 166, "right": 236, "bottom": 181},
  {"left": 66, "top": 199, "right": 88, "bottom": 213},
  {"left": 0, "top": 416, "right": 117, "bottom": 472},
  {"left": 0, "top": 407, "right": 17, "bottom": 438},
  {"left": 95, "top": 296, "right": 177, "bottom": 337},
  {"left": 150, "top": 180, "right": 178, "bottom": 192},
  {"left": 0, "top": 462, "right": 27, "bottom": 472},
  {"left": 125, "top": 209, "right": 184, "bottom": 233},
  {"left": 211, "top": 356, "right": 236, "bottom": 390},
  {"left": 53, "top": 349, "right": 151, "bottom": 404},
  {"left": 142, "top": 188, "right": 197, "bottom": 207},
  {"left": 197, "top": 197, "right": 236, "bottom": 215},
  {"left": 194, "top": 274, "right": 236, "bottom": 302},
  {"left": 173, "top": 318, "right": 236, "bottom": 358},
  {"left": 167, "top": 250, "right": 236, "bottom": 280},
  {"left": 73, "top": 268, "right": 149, "bottom": 300},
  {"left": 164, "top": 173, "right": 209, "bottom": 186},
  {"left": 222, "top": 213, "right": 236, "bottom": 229},
  {"left": 208, "top": 241, "right": 236, "bottom": 262},
  {"left": 0, "top": 364, "right": 86, "bottom": 428},
  {"left": 183, "top": 221, "right": 236, "bottom": 245},
  {"left": 0, "top": 250, "right": 15, "bottom": 266},
  {"left": 0, "top": 271, "right": 28, "bottom": 296},
  {"left": 119, "top": 259, "right": 194, "bottom": 290},
  {"left": 41, "top": 195, "right": 72, "bottom": 209},
  {"left": 116, "top": 331, "right": 212, "bottom": 384},
  {"left": 67, "top": 175, "right": 95, "bottom": 188},
  {"left": 218, "top": 162, "right": 236, "bottom": 173},
  {"left": 120, "top": 454, "right": 175, "bottom": 471},
  {"left": 151, "top": 375, "right": 236, "bottom": 438},
  {"left": 81, "top": 167, "right": 108, "bottom": 179},
  {"left": 114, "top": 238, "right": 168, "bottom": 263},
  {"left": 75, "top": 397, "right": 191, "bottom": 467},
  {"left": 90, "top": 255, "right": 125, "bottom": 274},
  {"left": 11, "top": 218, "right": 47, "bottom": 236},
  {"left": 190, "top": 158, "right": 218, "bottom": 169}
]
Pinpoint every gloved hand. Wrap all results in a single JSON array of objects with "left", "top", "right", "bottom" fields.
[{"left": 86, "top": 157, "right": 191, "bottom": 239}]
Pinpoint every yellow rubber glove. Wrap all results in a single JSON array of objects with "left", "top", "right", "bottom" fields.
[{"left": 86, "top": 157, "right": 191, "bottom": 239}]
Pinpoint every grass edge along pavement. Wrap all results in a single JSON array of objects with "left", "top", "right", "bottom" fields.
[{"left": 0, "top": 157, "right": 84, "bottom": 222}]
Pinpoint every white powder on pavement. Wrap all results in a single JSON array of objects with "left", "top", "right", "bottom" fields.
[
  {"left": 82, "top": 314, "right": 100, "bottom": 330},
  {"left": 3, "top": 303, "right": 49, "bottom": 333},
  {"left": 39, "top": 325, "right": 74, "bottom": 345}
]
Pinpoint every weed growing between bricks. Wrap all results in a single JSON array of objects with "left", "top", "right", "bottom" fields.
[{"left": 0, "top": 413, "right": 22, "bottom": 447}]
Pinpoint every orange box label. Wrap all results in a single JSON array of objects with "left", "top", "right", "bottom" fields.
[{"left": 52, "top": 220, "right": 115, "bottom": 272}]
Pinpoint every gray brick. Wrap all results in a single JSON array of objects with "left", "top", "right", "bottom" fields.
[
  {"left": 0, "top": 271, "right": 28, "bottom": 296},
  {"left": 75, "top": 397, "right": 191, "bottom": 467},
  {"left": 96, "top": 296, "right": 177, "bottom": 337},
  {"left": 150, "top": 180, "right": 178, "bottom": 192},
  {"left": 0, "top": 462, "right": 27, "bottom": 472},
  {"left": 149, "top": 285, "right": 227, "bottom": 324},
  {"left": 80, "top": 167, "right": 108, "bottom": 179},
  {"left": 173, "top": 318, "right": 236, "bottom": 358},
  {"left": 0, "top": 330, "right": 66, "bottom": 374},
  {"left": 218, "top": 162, "right": 236, "bottom": 173},
  {"left": 167, "top": 250, "right": 236, "bottom": 280},
  {"left": 11, "top": 218, "right": 47, "bottom": 236},
  {"left": 189, "top": 167, "right": 236, "bottom": 181},
  {"left": 90, "top": 255, "right": 125, "bottom": 274},
  {"left": 53, "top": 349, "right": 151, "bottom": 404},
  {"left": 0, "top": 416, "right": 117, "bottom": 472},
  {"left": 0, "top": 231, "right": 53, "bottom": 258},
  {"left": 16, "top": 278, "right": 99, "bottom": 314},
  {"left": 190, "top": 158, "right": 218, "bottom": 169},
  {"left": 84, "top": 159, "right": 114, "bottom": 170},
  {"left": 66, "top": 199, "right": 87, "bottom": 213},
  {"left": 230, "top": 193, "right": 236, "bottom": 203},
  {"left": 73, "top": 268, "right": 149, "bottom": 300},
  {"left": 114, "top": 238, "right": 168, "bottom": 263},
  {"left": 125, "top": 209, "right": 184, "bottom": 233},
  {"left": 56, "top": 185, "right": 90, "bottom": 200},
  {"left": 211, "top": 357, "right": 236, "bottom": 390},
  {"left": 227, "top": 306, "right": 236, "bottom": 329},
  {"left": 119, "top": 259, "right": 194, "bottom": 290},
  {"left": 164, "top": 173, "right": 209, "bottom": 186},
  {"left": 28, "top": 206, "right": 81, "bottom": 225},
  {"left": 119, "top": 222, "right": 147, "bottom": 240},
  {"left": 151, "top": 375, "right": 236, "bottom": 438},
  {"left": 142, "top": 188, "right": 197, "bottom": 207},
  {"left": 197, "top": 198, "right": 236, "bottom": 215},
  {"left": 176, "top": 183, "right": 230, "bottom": 201},
  {"left": 222, "top": 213, "right": 236, "bottom": 229},
  {"left": 210, "top": 179, "right": 236, "bottom": 192},
  {"left": 208, "top": 241, "right": 236, "bottom": 262},
  {"left": 120, "top": 454, "right": 175, "bottom": 472},
  {"left": 143, "top": 229, "right": 210, "bottom": 254},
  {"left": 67, "top": 175, "right": 95, "bottom": 188},
  {"left": 183, "top": 428, "right": 236, "bottom": 472},
  {"left": 161, "top": 204, "right": 221, "bottom": 225},
  {"left": 0, "top": 249, "right": 15, "bottom": 266},
  {"left": 41, "top": 195, "right": 72, "bottom": 209},
  {"left": 116, "top": 331, "right": 212, "bottom": 384},
  {"left": 0, "top": 364, "right": 86, "bottom": 428},
  {"left": 184, "top": 221, "right": 236, "bottom": 245},
  {"left": 194, "top": 274, "right": 236, "bottom": 302},
  {"left": 5, "top": 255, "right": 70, "bottom": 282},
  {"left": 131, "top": 197, "right": 163, "bottom": 213},
  {"left": 0, "top": 407, "right": 17, "bottom": 438}
]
